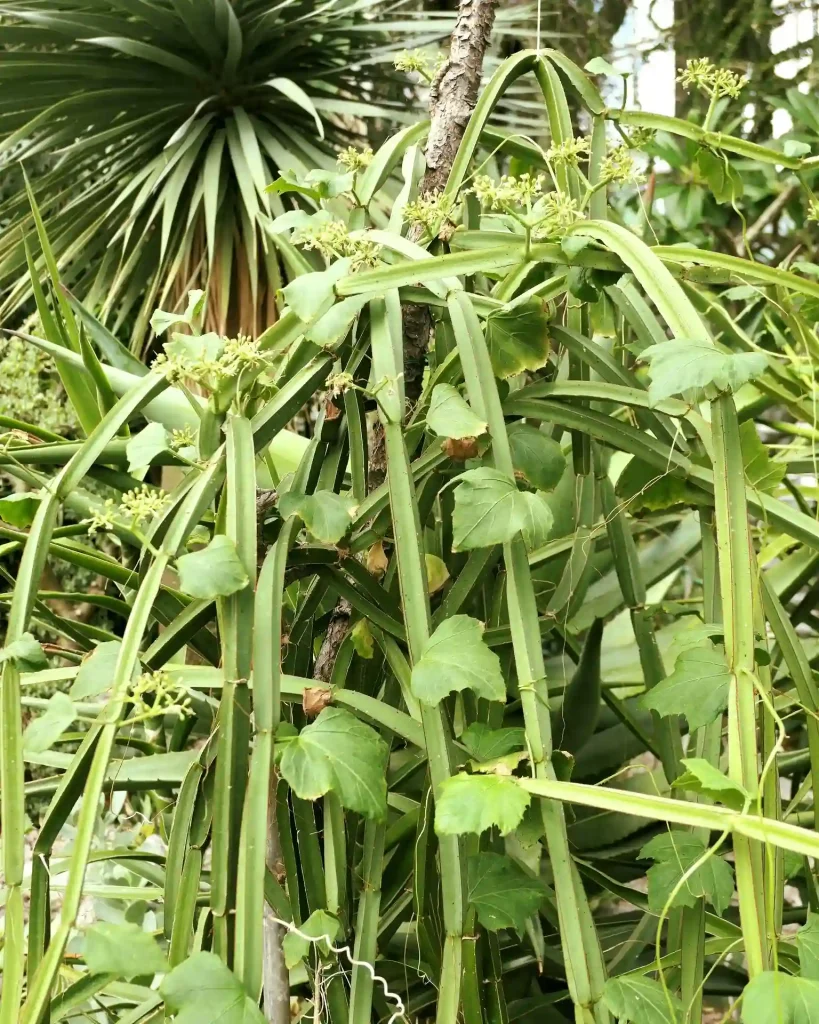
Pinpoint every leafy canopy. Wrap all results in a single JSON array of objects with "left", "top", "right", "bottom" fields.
[{"left": 4, "top": 33, "right": 819, "bottom": 1024}]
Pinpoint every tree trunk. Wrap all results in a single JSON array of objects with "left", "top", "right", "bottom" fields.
[
  {"left": 262, "top": 774, "right": 290, "bottom": 1024},
  {"left": 401, "top": 0, "right": 499, "bottom": 405},
  {"left": 421, "top": 0, "right": 499, "bottom": 197}
]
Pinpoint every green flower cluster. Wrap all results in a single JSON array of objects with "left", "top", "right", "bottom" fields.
[
  {"left": 170, "top": 425, "right": 197, "bottom": 451},
  {"left": 473, "top": 172, "right": 546, "bottom": 208},
  {"left": 129, "top": 668, "right": 192, "bottom": 723},
  {"left": 403, "top": 190, "right": 457, "bottom": 234},
  {"left": 546, "top": 136, "right": 591, "bottom": 166},
  {"left": 678, "top": 58, "right": 746, "bottom": 100},
  {"left": 87, "top": 485, "right": 169, "bottom": 535},
  {"left": 153, "top": 333, "right": 265, "bottom": 391},
  {"left": 294, "top": 220, "right": 382, "bottom": 270},
  {"left": 600, "top": 146, "right": 645, "bottom": 185},
  {"left": 471, "top": 173, "right": 581, "bottom": 240},
  {"left": 337, "top": 146, "right": 373, "bottom": 173}
]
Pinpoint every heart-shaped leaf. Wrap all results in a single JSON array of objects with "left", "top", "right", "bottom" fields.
[
  {"left": 467, "top": 852, "right": 547, "bottom": 933},
  {"left": 740, "top": 972, "right": 819, "bottom": 1024},
  {"left": 484, "top": 299, "right": 551, "bottom": 379},
  {"left": 150, "top": 289, "right": 205, "bottom": 336},
  {"left": 177, "top": 535, "right": 250, "bottom": 600},
  {"left": 460, "top": 723, "right": 526, "bottom": 762},
  {"left": 23, "top": 692, "right": 75, "bottom": 753},
  {"left": 642, "top": 340, "right": 767, "bottom": 403},
  {"left": 282, "top": 258, "right": 352, "bottom": 322},
  {"left": 70, "top": 641, "right": 126, "bottom": 699},
  {"left": 640, "top": 831, "right": 734, "bottom": 915},
  {"left": 641, "top": 641, "right": 731, "bottom": 733},
  {"left": 508, "top": 423, "right": 566, "bottom": 491},
  {"left": 282, "top": 910, "right": 341, "bottom": 968},
  {"left": 161, "top": 952, "right": 265, "bottom": 1024},
  {"left": 85, "top": 921, "right": 168, "bottom": 979},
  {"left": 126, "top": 421, "right": 170, "bottom": 474},
  {"left": 452, "top": 468, "right": 552, "bottom": 551},
  {"left": 0, "top": 491, "right": 41, "bottom": 528},
  {"left": 671, "top": 758, "right": 750, "bottom": 811},
  {"left": 279, "top": 707, "right": 388, "bottom": 819},
  {"left": 278, "top": 490, "right": 356, "bottom": 544},
  {"left": 426, "top": 384, "right": 487, "bottom": 439},
  {"left": 436, "top": 773, "right": 531, "bottom": 836},
  {"left": 1, "top": 633, "right": 48, "bottom": 672},
  {"left": 411, "top": 615, "right": 505, "bottom": 705},
  {"left": 603, "top": 975, "right": 681, "bottom": 1024}
]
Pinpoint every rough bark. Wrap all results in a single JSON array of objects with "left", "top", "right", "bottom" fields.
[
  {"left": 263, "top": 773, "right": 290, "bottom": 1024},
  {"left": 401, "top": 0, "right": 499, "bottom": 406},
  {"left": 401, "top": 300, "right": 433, "bottom": 407},
  {"left": 367, "top": 0, "right": 499, "bottom": 491},
  {"left": 367, "top": 420, "right": 388, "bottom": 492},
  {"left": 257, "top": 495, "right": 289, "bottom": 1024},
  {"left": 312, "top": 598, "right": 352, "bottom": 683},
  {"left": 420, "top": 0, "right": 499, "bottom": 198},
  {"left": 255, "top": 488, "right": 279, "bottom": 565}
]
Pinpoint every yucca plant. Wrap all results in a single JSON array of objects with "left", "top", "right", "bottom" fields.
[
  {"left": 0, "top": 0, "right": 443, "bottom": 347},
  {"left": 5, "top": 40, "right": 819, "bottom": 1024}
]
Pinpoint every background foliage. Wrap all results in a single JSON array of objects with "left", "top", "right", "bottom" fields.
[
  {"left": 3, "top": 5, "right": 819, "bottom": 1024},
  {"left": 0, "top": 0, "right": 439, "bottom": 344}
]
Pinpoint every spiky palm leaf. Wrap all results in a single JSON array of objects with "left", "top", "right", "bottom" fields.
[{"left": 0, "top": 0, "right": 439, "bottom": 348}]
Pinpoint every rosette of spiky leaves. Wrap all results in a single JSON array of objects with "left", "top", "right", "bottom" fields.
[{"left": 0, "top": 0, "right": 433, "bottom": 350}]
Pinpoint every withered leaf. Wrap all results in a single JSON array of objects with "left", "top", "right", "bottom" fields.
[{"left": 303, "top": 686, "right": 333, "bottom": 718}]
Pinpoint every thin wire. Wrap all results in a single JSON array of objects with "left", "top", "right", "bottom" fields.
[
  {"left": 536, "top": 0, "right": 542, "bottom": 54},
  {"left": 270, "top": 915, "right": 408, "bottom": 1024}
]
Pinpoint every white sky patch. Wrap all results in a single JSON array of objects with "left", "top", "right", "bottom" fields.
[
  {"left": 609, "top": 0, "right": 812, "bottom": 138},
  {"left": 771, "top": 0, "right": 815, "bottom": 80},
  {"left": 611, "top": 0, "right": 675, "bottom": 115}
]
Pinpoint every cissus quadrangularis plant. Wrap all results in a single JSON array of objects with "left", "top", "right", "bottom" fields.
[{"left": 4, "top": 42, "right": 819, "bottom": 1024}]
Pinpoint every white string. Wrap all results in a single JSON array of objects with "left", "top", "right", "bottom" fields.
[
  {"left": 271, "top": 915, "right": 408, "bottom": 1024},
  {"left": 532, "top": 0, "right": 540, "bottom": 54}
]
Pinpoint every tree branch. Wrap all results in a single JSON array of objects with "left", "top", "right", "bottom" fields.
[
  {"left": 421, "top": 0, "right": 499, "bottom": 198},
  {"left": 402, "top": 0, "right": 499, "bottom": 405},
  {"left": 312, "top": 598, "right": 352, "bottom": 684},
  {"left": 263, "top": 773, "right": 290, "bottom": 1024}
]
